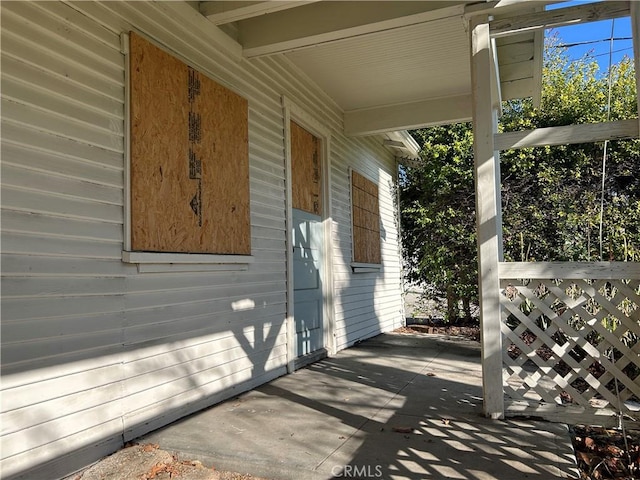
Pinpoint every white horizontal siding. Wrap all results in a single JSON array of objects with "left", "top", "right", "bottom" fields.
[
  {"left": 2, "top": 170, "right": 118, "bottom": 207},
  {"left": 123, "top": 302, "right": 286, "bottom": 347},
  {"left": 1, "top": 210, "right": 123, "bottom": 243},
  {"left": 0, "top": 1, "right": 404, "bottom": 479},
  {"left": 0, "top": 36, "right": 123, "bottom": 102},
  {"left": 1, "top": 122, "right": 124, "bottom": 170},
  {"left": 327, "top": 134, "right": 404, "bottom": 351}
]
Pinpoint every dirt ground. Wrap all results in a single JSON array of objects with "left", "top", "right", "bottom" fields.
[
  {"left": 72, "top": 443, "right": 267, "bottom": 480},
  {"left": 395, "top": 323, "right": 480, "bottom": 341},
  {"left": 571, "top": 425, "right": 640, "bottom": 480}
]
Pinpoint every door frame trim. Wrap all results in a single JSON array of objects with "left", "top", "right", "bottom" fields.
[{"left": 282, "top": 96, "right": 335, "bottom": 373}]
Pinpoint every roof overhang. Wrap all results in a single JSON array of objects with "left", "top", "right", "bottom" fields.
[
  {"left": 382, "top": 130, "right": 421, "bottom": 161},
  {"left": 196, "top": 0, "right": 549, "bottom": 138}
]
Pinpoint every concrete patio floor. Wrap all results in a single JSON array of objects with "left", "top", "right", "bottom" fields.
[{"left": 140, "top": 332, "right": 579, "bottom": 479}]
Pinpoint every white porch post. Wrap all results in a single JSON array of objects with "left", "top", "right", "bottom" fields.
[{"left": 470, "top": 15, "right": 504, "bottom": 419}]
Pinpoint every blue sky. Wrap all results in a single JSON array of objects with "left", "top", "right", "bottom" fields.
[{"left": 548, "top": 1, "right": 634, "bottom": 74}]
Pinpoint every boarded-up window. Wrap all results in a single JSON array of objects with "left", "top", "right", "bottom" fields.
[
  {"left": 351, "top": 170, "right": 381, "bottom": 264},
  {"left": 291, "top": 121, "right": 321, "bottom": 216},
  {"left": 129, "top": 32, "right": 250, "bottom": 254}
]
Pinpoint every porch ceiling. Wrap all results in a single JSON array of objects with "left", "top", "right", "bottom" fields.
[
  {"left": 198, "top": 1, "right": 545, "bottom": 136},
  {"left": 284, "top": 14, "right": 471, "bottom": 112}
]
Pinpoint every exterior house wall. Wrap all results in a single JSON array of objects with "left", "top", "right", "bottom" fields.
[{"left": 0, "top": 2, "right": 405, "bottom": 479}]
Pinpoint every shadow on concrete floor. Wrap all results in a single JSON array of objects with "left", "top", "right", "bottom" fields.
[{"left": 141, "top": 333, "right": 578, "bottom": 480}]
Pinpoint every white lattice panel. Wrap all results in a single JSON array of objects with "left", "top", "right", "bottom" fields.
[{"left": 499, "top": 269, "right": 640, "bottom": 421}]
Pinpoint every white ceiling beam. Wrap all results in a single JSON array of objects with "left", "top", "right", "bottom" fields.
[
  {"left": 490, "top": 2, "right": 630, "bottom": 38},
  {"left": 200, "top": 1, "right": 319, "bottom": 25},
  {"left": 465, "top": 0, "right": 563, "bottom": 18},
  {"left": 239, "top": 2, "right": 466, "bottom": 58},
  {"left": 344, "top": 94, "right": 472, "bottom": 137},
  {"left": 494, "top": 119, "right": 639, "bottom": 151}
]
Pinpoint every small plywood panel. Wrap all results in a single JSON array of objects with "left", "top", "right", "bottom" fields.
[
  {"left": 291, "top": 121, "right": 321, "bottom": 216},
  {"left": 130, "top": 32, "right": 250, "bottom": 254},
  {"left": 351, "top": 170, "right": 381, "bottom": 264}
]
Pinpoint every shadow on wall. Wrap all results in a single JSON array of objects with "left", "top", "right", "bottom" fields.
[
  {"left": 1, "top": 294, "right": 288, "bottom": 480},
  {"left": 2, "top": 155, "right": 402, "bottom": 480}
]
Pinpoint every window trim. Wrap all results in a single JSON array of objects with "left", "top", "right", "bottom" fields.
[
  {"left": 122, "top": 251, "right": 253, "bottom": 273},
  {"left": 120, "top": 31, "right": 253, "bottom": 270},
  {"left": 349, "top": 167, "right": 382, "bottom": 272},
  {"left": 350, "top": 262, "right": 382, "bottom": 273}
]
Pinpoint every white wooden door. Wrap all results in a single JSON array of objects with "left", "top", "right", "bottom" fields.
[
  {"left": 292, "top": 209, "right": 324, "bottom": 357},
  {"left": 290, "top": 120, "right": 325, "bottom": 363}
]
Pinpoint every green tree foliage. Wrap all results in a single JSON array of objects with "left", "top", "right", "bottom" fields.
[
  {"left": 501, "top": 36, "right": 639, "bottom": 262},
  {"left": 401, "top": 35, "right": 639, "bottom": 321},
  {"left": 401, "top": 123, "right": 477, "bottom": 320}
]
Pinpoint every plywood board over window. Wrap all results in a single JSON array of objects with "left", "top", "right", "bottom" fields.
[
  {"left": 351, "top": 170, "right": 381, "bottom": 264},
  {"left": 291, "top": 121, "right": 321, "bottom": 216},
  {"left": 129, "top": 32, "right": 250, "bottom": 255}
]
